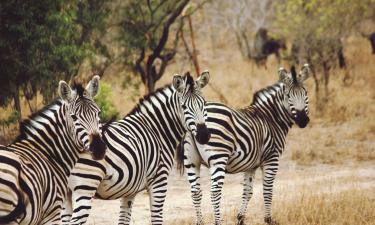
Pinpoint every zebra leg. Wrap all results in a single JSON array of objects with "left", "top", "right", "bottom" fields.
[
  {"left": 61, "top": 189, "right": 73, "bottom": 224},
  {"left": 118, "top": 196, "right": 135, "bottom": 225},
  {"left": 183, "top": 132, "right": 204, "bottom": 224},
  {"left": 236, "top": 170, "right": 256, "bottom": 225},
  {"left": 209, "top": 155, "right": 229, "bottom": 225},
  {"left": 69, "top": 188, "right": 97, "bottom": 224},
  {"left": 262, "top": 162, "right": 279, "bottom": 225},
  {"left": 148, "top": 167, "right": 169, "bottom": 225}
]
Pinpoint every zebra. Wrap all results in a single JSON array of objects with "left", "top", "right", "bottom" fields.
[
  {"left": 0, "top": 76, "right": 106, "bottom": 225},
  {"left": 61, "top": 72, "right": 211, "bottom": 225},
  {"left": 177, "top": 65, "right": 311, "bottom": 225}
]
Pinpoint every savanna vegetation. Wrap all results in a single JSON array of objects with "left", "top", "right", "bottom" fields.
[{"left": 1, "top": 0, "right": 374, "bottom": 224}]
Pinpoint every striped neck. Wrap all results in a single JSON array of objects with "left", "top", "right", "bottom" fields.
[
  {"left": 249, "top": 82, "right": 294, "bottom": 135},
  {"left": 124, "top": 85, "right": 186, "bottom": 152},
  {"left": 12, "top": 100, "right": 81, "bottom": 176}
]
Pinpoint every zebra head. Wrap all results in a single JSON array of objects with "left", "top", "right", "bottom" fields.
[
  {"left": 173, "top": 71, "right": 211, "bottom": 145},
  {"left": 58, "top": 75, "right": 107, "bottom": 160},
  {"left": 279, "top": 64, "right": 310, "bottom": 128}
]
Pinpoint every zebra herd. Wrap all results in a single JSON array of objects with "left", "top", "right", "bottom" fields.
[{"left": 0, "top": 65, "right": 310, "bottom": 225}]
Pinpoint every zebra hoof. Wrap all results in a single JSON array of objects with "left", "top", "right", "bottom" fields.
[
  {"left": 236, "top": 214, "right": 245, "bottom": 225},
  {"left": 264, "top": 217, "right": 279, "bottom": 225},
  {"left": 196, "top": 220, "right": 203, "bottom": 225}
]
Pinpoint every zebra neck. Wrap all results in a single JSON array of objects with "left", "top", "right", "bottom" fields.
[
  {"left": 127, "top": 85, "right": 186, "bottom": 152},
  {"left": 250, "top": 82, "right": 294, "bottom": 136},
  {"left": 13, "top": 100, "right": 81, "bottom": 176}
]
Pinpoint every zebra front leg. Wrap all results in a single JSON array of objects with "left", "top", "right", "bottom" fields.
[
  {"left": 69, "top": 187, "right": 98, "bottom": 225},
  {"left": 61, "top": 189, "right": 73, "bottom": 225},
  {"left": 118, "top": 196, "right": 135, "bottom": 225},
  {"left": 236, "top": 170, "right": 256, "bottom": 225},
  {"left": 148, "top": 168, "right": 169, "bottom": 225},
  {"left": 262, "top": 162, "right": 279, "bottom": 225},
  {"left": 209, "top": 155, "right": 229, "bottom": 225},
  {"left": 183, "top": 132, "right": 204, "bottom": 224}
]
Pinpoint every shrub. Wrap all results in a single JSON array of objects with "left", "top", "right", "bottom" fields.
[{"left": 95, "top": 82, "right": 119, "bottom": 122}]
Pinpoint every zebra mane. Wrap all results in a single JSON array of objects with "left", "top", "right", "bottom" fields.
[
  {"left": 251, "top": 82, "right": 284, "bottom": 106},
  {"left": 125, "top": 84, "right": 173, "bottom": 117},
  {"left": 13, "top": 99, "right": 62, "bottom": 143}
]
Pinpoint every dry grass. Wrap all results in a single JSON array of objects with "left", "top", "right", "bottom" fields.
[
  {"left": 169, "top": 188, "right": 375, "bottom": 225},
  {"left": 273, "top": 188, "right": 375, "bottom": 225}
]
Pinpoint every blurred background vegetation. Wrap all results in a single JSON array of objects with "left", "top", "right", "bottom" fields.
[{"left": 1, "top": 0, "right": 375, "bottom": 153}]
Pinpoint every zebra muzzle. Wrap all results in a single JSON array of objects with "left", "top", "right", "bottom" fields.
[
  {"left": 196, "top": 123, "right": 211, "bottom": 145},
  {"left": 89, "top": 133, "right": 107, "bottom": 160},
  {"left": 294, "top": 110, "right": 310, "bottom": 128}
]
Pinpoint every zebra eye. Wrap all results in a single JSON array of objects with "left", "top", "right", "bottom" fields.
[{"left": 71, "top": 114, "right": 78, "bottom": 121}]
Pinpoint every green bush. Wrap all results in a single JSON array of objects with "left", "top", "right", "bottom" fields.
[{"left": 95, "top": 82, "right": 119, "bottom": 122}]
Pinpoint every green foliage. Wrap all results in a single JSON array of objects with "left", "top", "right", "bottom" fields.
[
  {"left": 0, "top": 0, "right": 110, "bottom": 114},
  {"left": 0, "top": 111, "right": 20, "bottom": 128},
  {"left": 94, "top": 82, "right": 119, "bottom": 122}
]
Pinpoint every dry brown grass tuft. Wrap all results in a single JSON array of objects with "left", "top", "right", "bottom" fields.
[{"left": 272, "top": 188, "right": 375, "bottom": 225}]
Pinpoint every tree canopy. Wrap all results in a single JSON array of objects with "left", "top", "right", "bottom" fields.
[{"left": 0, "top": 0, "right": 109, "bottom": 116}]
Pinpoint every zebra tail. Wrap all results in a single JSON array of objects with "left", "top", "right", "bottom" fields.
[
  {"left": 176, "top": 134, "right": 186, "bottom": 176},
  {"left": 0, "top": 187, "right": 25, "bottom": 224}
]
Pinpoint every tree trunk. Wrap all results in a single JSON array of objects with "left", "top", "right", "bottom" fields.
[
  {"left": 145, "top": 73, "right": 155, "bottom": 95},
  {"left": 13, "top": 88, "right": 21, "bottom": 121},
  {"left": 188, "top": 16, "right": 200, "bottom": 76}
]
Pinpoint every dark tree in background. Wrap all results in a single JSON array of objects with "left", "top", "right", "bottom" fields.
[
  {"left": 117, "top": 0, "right": 189, "bottom": 94},
  {"left": 0, "top": 0, "right": 110, "bottom": 117}
]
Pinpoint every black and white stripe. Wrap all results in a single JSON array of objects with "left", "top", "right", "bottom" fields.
[
  {"left": 177, "top": 65, "right": 311, "bottom": 225},
  {"left": 61, "top": 72, "right": 210, "bottom": 225},
  {"left": 0, "top": 76, "right": 105, "bottom": 225}
]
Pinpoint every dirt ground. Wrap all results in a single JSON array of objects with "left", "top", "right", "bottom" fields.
[{"left": 87, "top": 161, "right": 375, "bottom": 224}]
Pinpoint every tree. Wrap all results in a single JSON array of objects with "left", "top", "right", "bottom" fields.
[
  {"left": 276, "top": 0, "right": 374, "bottom": 108},
  {"left": 117, "top": 0, "right": 190, "bottom": 94},
  {"left": 203, "top": 0, "right": 277, "bottom": 62},
  {"left": 0, "top": 0, "right": 110, "bottom": 117}
]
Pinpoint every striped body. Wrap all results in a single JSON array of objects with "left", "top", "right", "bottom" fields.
[
  {"left": 0, "top": 77, "right": 105, "bottom": 225},
  {"left": 63, "top": 73, "right": 210, "bottom": 225},
  {"left": 180, "top": 66, "right": 310, "bottom": 225}
]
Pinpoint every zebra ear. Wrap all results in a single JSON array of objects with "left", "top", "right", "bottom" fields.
[
  {"left": 173, "top": 74, "right": 185, "bottom": 93},
  {"left": 196, "top": 70, "right": 210, "bottom": 89},
  {"left": 278, "top": 67, "right": 289, "bottom": 83},
  {"left": 58, "top": 81, "right": 73, "bottom": 102},
  {"left": 86, "top": 75, "right": 100, "bottom": 98},
  {"left": 299, "top": 63, "right": 310, "bottom": 83}
]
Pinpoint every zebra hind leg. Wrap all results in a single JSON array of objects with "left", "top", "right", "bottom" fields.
[
  {"left": 118, "top": 196, "right": 135, "bottom": 225},
  {"left": 236, "top": 170, "right": 256, "bottom": 225}
]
